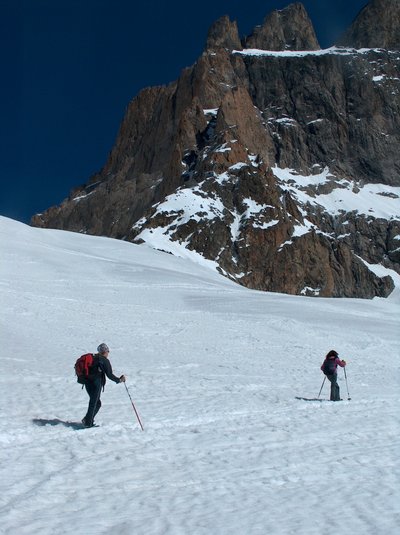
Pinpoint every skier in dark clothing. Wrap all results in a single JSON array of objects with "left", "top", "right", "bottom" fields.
[
  {"left": 82, "top": 343, "right": 125, "bottom": 427},
  {"left": 321, "top": 350, "right": 346, "bottom": 401}
]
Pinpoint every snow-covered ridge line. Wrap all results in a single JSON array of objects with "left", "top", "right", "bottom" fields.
[{"left": 233, "top": 46, "right": 392, "bottom": 58}]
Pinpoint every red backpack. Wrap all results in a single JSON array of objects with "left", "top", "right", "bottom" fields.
[{"left": 74, "top": 353, "right": 94, "bottom": 384}]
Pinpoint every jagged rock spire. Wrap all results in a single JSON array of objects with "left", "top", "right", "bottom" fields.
[
  {"left": 244, "top": 2, "right": 320, "bottom": 50},
  {"left": 205, "top": 15, "right": 242, "bottom": 51},
  {"left": 337, "top": 0, "right": 400, "bottom": 49}
]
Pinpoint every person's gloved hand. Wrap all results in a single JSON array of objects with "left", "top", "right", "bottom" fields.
[
  {"left": 119, "top": 375, "right": 126, "bottom": 383},
  {"left": 342, "top": 360, "right": 347, "bottom": 365}
]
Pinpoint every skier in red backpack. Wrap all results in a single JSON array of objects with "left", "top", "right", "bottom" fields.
[
  {"left": 321, "top": 350, "right": 346, "bottom": 401},
  {"left": 82, "top": 343, "right": 126, "bottom": 427}
]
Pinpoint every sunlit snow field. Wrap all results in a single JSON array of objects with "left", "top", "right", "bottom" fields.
[{"left": 1, "top": 216, "right": 399, "bottom": 535}]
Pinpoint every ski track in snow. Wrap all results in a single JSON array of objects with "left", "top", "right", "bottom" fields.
[{"left": 0, "top": 217, "right": 399, "bottom": 535}]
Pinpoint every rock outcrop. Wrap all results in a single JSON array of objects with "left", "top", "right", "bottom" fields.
[
  {"left": 32, "top": 1, "right": 400, "bottom": 298},
  {"left": 244, "top": 2, "right": 320, "bottom": 50},
  {"left": 338, "top": 0, "right": 400, "bottom": 50},
  {"left": 206, "top": 15, "right": 242, "bottom": 51}
]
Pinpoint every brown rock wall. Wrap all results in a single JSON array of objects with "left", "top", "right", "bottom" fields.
[{"left": 31, "top": 2, "right": 399, "bottom": 297}]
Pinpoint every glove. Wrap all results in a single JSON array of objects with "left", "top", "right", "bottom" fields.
[
  {"left": 119, "top": 375, "right": 126, "bottom": 383},
  {"left": 342, "top": 360, "right": 347, "bottom": 365}
]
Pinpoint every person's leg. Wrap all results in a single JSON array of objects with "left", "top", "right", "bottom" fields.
[
  {"left": 334, "top": 380, "right": 341, "bottom": 401},
  {"left": 327, "top": 374, "right": 340, "bottom": 401},
  {"left": 327, "top": 374, "right": 337, "bottom": 401},
  {"left": 84, "top": 379, "right": 102, "bottom": 425},
  {"left": 93, "top": 397, "right": 102, "bottom": 417}
]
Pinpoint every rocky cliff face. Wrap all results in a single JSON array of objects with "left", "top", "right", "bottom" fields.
[
  {"left": 32, "top": 1, "right": 400, "bottom": 298},
  {"left": 338, "top": 0, "right": 400, "bottom": 50}
]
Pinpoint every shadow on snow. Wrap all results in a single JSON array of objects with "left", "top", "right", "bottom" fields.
[
  {"left": 32, "top": 418, "right": 83, "bottom": 430},
  {"left": 295, "top": 397, "right": 326, "bottom": 402}
]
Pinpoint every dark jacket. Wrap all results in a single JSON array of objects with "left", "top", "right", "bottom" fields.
[
  {"left": 321, "top": 356, "right": 346, "bottom": 376},
  {"left": 88, "top": 354, "right": 121, "bottom": 386}
]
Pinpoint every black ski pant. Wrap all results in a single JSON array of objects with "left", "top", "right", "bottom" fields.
[
  {"left": 326, "top": 373, "right": 341, "bottom": 401},
  {"left": 84, "top": 377, "right": 102, "bottom": 425}
]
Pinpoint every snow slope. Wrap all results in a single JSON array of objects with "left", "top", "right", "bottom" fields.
[{"left": 1, "top": 216, "right": 399, "bottom": 535}]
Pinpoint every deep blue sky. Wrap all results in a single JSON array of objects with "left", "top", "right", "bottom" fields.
[{"left": 1, "top": 0, "right": 368, "bottom": 223}]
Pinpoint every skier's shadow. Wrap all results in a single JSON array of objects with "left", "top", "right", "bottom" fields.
[
  {"left": 32, "top": 418, "right": 83, "bottom": 430},
  {"left": 295, "top": 397, "right": 324, "bottom": 402}
]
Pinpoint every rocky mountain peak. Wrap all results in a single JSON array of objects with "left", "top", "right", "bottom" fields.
[
  {"left": 205, "top": 15, "right": 242, "bottom": 51},
  {"left": 31, "top": 2, "right": 400, "bottom": 299},
  {"left": 244, "top": 2, "right": 320, "bottom": 50},
  {"left": 337, "top": 0, "right": 400, "bottom": 49}
]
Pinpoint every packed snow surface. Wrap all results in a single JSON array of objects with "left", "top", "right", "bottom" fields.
[{"left": 1, "top": 216, "right": 399, "bottom": 535}]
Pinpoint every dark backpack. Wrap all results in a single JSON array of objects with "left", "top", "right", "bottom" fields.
[
  {"left": 74, "top": 353, "right": 94, "bottom": 384},
  {"left": 322, "top": 357, "right": 336, "bottom": 376}
]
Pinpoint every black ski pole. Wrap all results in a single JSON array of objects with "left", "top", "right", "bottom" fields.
[
  {"left": 318, "top": 376, "right": 326, "bottom": 399},
  {"left": 124, "top": 382, "right": 144, "bottom": 430},
  {"left": 344, "top": 367, "right": 351, "bottom": 400}
]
